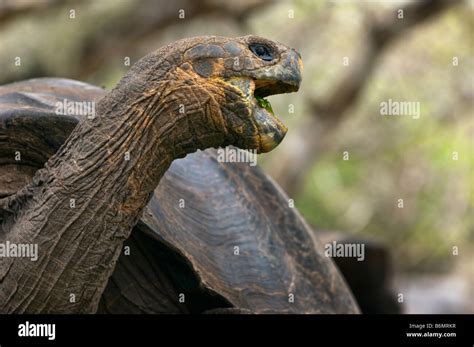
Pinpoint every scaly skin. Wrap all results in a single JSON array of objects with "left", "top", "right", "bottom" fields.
[{"left": 0, "top": 36, "right": 302, "bottom": 313}]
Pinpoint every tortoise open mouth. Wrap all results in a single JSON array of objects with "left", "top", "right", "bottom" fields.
[
  {"left": 251, "top": 79, "right": 296, "bottom": 153},
  {"left": 227, "top": 50, "right": 302, "bottom": 153},
  {"left": 228, "top": 76, "right": 300, "bottom": 153}
]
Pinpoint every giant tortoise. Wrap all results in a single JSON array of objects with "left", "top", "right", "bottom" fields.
[{"left": 0, "top": 35, "right": 358, "bottom": 313}]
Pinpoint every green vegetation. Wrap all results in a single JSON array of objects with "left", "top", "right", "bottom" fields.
[{"left": 255, "top": 95, "right": 274, "bottom": 115}]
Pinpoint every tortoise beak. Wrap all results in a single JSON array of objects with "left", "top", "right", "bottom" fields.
[
  {"left": 252, "top": 49, "right": 302, "bottom": 153},
  {"left": 253, "top": 49, "right": 302, "bottom": 97}
]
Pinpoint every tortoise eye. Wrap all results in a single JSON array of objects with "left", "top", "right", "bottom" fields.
[{"left": 249, "top": 43, "right": 273, "bottom": 61}]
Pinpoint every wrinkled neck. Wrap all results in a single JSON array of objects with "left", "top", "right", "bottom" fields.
[
  {"left": 0, "top": 70, "right": 225, "bottom": 313},
  {"left": 46, "top": 89, "right": 175, "bottom": 225},
  {"left": 31, "top": 60, "right": 230, "bottom": 230}
]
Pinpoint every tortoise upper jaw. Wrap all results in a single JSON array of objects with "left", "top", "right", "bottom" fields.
[
  {"left": 253, "top": 76, "right": 300, "bottom": 98},
  {"left": 251, "top": 48, "right": 303, "bottom": 97}
]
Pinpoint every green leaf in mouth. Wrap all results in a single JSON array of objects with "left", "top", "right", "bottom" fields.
[{"left": 255, "top": 95, "right": 274, "bottom": 115}]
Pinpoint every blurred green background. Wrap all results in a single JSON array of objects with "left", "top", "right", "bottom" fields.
[{"left": 0, "top": 0, "right": 472, "bottom": 313}]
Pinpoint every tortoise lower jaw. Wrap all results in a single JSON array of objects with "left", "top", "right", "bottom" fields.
[{"left": 252, "top": 101, "right": 288, "bottom": 153}]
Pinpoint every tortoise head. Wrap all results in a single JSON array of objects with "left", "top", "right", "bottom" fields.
[
  {"left": 110, "top": 36, "right": 302, "bottom": 156},
  {"left": 177, "top": 35, "right": 303, "bottom": 153},
  {"left": 124, "top": 36, "right": 302, "bottom": 156}
]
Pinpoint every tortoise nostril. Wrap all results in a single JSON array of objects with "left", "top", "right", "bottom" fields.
[{"left": 292, "top": 48, "right": 302, "bottom": 60}]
